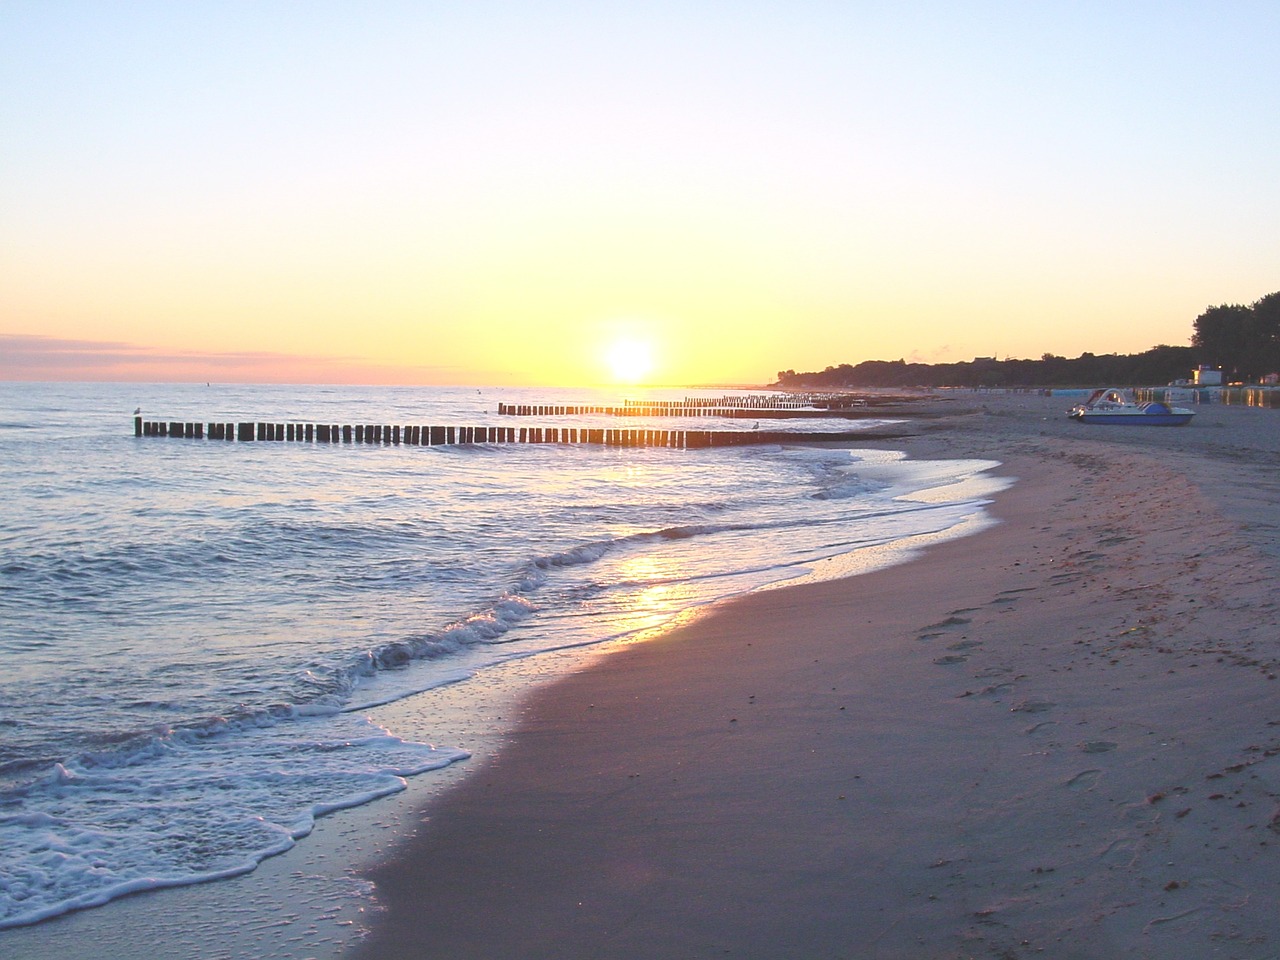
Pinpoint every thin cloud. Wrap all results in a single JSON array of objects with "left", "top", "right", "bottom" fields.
[{"left": 0, "top": 334, "right": 474, "bottom": 384}]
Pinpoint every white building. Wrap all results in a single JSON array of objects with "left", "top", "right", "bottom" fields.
[{"left": 1193, "top": 365, "right": 1223, "bottom": 386}]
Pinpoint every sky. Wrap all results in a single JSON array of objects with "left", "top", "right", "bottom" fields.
[{"left": 2, "top": 1, "right": 1277, "bottom": 386}]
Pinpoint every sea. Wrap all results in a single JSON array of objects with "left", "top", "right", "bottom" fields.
[{"left": 0, "top": 381, "right": 1007, "bottom": 954}]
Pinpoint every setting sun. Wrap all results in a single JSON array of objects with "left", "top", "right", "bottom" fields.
[{"left": 603, "top": 337, "right": 656, "bottom": 384}]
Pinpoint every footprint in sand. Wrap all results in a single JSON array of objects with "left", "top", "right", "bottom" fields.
[
  {"left": 919, "top": 615, "right": 974, "bottom": 644},
  {"left": 1081, "top": 740, "right": 1118, "bottom": 754},
  {"left": 933, "top": 654, "right": 968, "bottom": 665},
  {"left": 1067, "top": 769, "right": 1102, "bottom": 791},
  {"left": 1010, "top": 699, "right": 1056, "bottom": 714},
  {"left": 1099, "top": 837, "right": 1138, "bottom": 866},
  {"left": 976, "top": 682, "right": 1014, "bottom": 699},
  {"left": 973, "top": 665, "right": 1011, "bottom": 678},
  {"left": 947, "top": 639, "right": 982, "bottom": 651},
  {"left": 924, "top": 615, "right": 972, "bottom": 632},
  {"left": 1025, "top": 720, "right": 1058, "bottom": 735}
]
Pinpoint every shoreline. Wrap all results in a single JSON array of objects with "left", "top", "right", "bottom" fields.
[{"left": 353, "top": 395, "right": 1280, "bottom": 959}]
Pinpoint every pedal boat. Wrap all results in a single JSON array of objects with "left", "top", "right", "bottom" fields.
[{"left": 1067, "top": 388, "right": 1195, "bottom": 426}]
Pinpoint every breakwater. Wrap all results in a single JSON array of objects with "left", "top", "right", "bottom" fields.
[
  {"left": 496, "top": 393, "right": 909, "bottom": 418},
  {"left": 496, "top": 403, "right": 881, "bottom": 419},
  {"left": 133, "top": 417, "right": 905, "bottom": 448}
]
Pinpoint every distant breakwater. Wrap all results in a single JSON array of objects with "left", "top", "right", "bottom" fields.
[
  {"left": 497, "top": 393, "right": 915, "bottom": 418},
  {"left": 133, "top": 417, "right": 911, "bottom": 449}
]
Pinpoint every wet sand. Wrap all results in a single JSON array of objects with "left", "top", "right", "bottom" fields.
[{"left": 352, "top": 393, "right": 1280, "bottom": 960}]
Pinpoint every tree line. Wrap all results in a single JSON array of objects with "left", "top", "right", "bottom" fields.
[{"left": 775, "top": 291, "right": 1280, "bottom": 389}]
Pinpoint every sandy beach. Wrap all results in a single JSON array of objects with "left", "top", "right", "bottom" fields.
[{"left": 352, "top": 393, "right": 1280, "bottom": 960}]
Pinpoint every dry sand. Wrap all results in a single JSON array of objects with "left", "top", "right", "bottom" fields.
[{"left": 353, "top": 393, "right": 1280, "bottom": 960}]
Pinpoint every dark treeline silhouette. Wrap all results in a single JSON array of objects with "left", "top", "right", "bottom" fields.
[
  {"left": 1191, "top": 291, "right": 1280, "bottom": 381},
  {"left": 775, "top": 347, "right": 1197, "bottom": 390},
  {"left": 776, "top": 291, "right": 1279, "bottom": 389}
]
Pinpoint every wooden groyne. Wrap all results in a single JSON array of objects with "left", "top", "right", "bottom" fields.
[
  {"left": 134, "top": 417, "right": 904, "bottom": 449},
  {"left": 494, "top": 395, "right": 906, "bottom": 419},
  {"left": 496, "top": 403, "right": 884, "bottom": 419}
]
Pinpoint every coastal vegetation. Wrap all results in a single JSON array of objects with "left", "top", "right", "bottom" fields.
[{"left": 776, "top": 291, "right": 1280, "bottom": 389}]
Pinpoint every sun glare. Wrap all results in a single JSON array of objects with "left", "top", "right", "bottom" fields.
[{"left": 603, "top": 337, "right": 655, "bottom": 384}]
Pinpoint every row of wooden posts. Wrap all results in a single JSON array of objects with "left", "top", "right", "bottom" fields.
[
  {"left": 495, "top": 403, "right": 871, "bottom": 419},
  {"left": 618, "top": 394, "right": 848, "bottom": 410},
  {"left": 134, "top": 417, "right": 887, "bottom": 449},
  {"left": 618, "top": 394, "right": 880, "bottom": 409}
]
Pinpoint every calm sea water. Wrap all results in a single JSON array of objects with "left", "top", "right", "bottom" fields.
[{"left": 0, "top": 382, "right": 1005, "bottom": 931}]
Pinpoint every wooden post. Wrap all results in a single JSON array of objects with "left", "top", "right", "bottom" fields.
[{"left": 342, "top": 425, "right": 353, "bottom": 443}]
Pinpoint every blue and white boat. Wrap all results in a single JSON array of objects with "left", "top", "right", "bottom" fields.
[{"left": 1068, "top": 388, "right": 1195, "bottom": 426}]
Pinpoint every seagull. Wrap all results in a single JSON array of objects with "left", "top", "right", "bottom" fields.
[{"left": 134, "top": 407, "right": 142, "bottom": 415}]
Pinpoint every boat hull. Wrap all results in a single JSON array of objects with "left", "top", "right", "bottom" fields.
[{"left": 1070, "top": 411, "right": 1194, "bottom": 426}]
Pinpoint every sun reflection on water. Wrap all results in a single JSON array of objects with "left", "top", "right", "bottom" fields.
[{"left": 604, "top": 552, "right": 692, "bottom": 636}]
